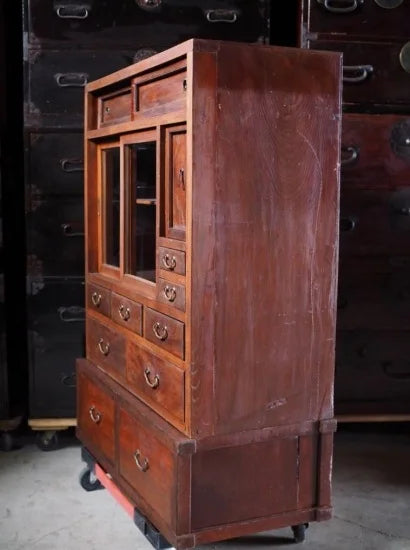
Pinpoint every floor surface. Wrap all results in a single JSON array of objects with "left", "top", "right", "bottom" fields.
[{"left": 1, "top": 430, "right": 410, "bottom": 550}]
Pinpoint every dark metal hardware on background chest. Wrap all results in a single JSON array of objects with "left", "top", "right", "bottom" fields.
[{"left": 316, "top": 0, "right": 364, "bottom": 13}]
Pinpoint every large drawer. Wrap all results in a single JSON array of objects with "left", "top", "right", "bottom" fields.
[
  {"left": 26, "top": 197, "right": 84, "bottom": 276},
  {"left": 342, "top": 113, "right": 410, "bottom": 189},
  {"left": 339, "top": 188, "right": 410, "bottom": 256},
  {"left": 305, "top": 0, "right": 410, "bottom": 41},
  {"left": 307, "top": 40, "right": 410, "bottom": 107},
  {"left": 27, "top": 0, "right": 269, "bottom": 49}
]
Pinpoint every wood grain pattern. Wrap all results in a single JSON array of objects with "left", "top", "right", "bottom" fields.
[
  {"left": 99, "top": 87, "right": 131, "bottom": 128},
  {"left": 158, "top": 246, "right": 186, "bottom": 275},
  {"left": 111, "top": 292, "right": 142, "bottom": 334},
  {"left": 87, "top": 282, "right": 111, "bottom": 318},
  {"left": 157, "top": 278, "right": 186, "bottom": 312},
  {"left": 144, "top": 307, "right": 185, "bottom": 360},
  {"left": 86, "top": 316, "right": 126, "bottom": 379}
]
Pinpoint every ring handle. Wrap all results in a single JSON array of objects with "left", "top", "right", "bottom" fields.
[
  {"left": 91, "top": 292, "right": 102, "bottom": 307},
  {"left": 118, "top": 305, "right": 130, "bottom": 321},
  {"left": 89, "top": 406, "right": 102, "bottom": 424},
  {"left": 98, "top": 338, "right": 110, "bottom": 356},
  {"left": 163, "top": 286, "right": 177, "bottom": 302},
  {"left": 343, "top": 65, "right": 374, "bottom": 83},
  {"left": 341, "top": 146, "right": 360, "bottom": 166},
  {"left": 153, "top": 322, "right": 168, "bottom": 341},
  {"left": 144, "top": 368, "right": 160, "bottom": 389},
  {"left": 162, "top": 254, "right": 176, "bottom": 271},
  {"left": 134, "top": 450, "right": 149, "bottom": 472}
]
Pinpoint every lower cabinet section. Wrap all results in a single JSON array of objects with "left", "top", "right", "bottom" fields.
[{"left": 77, "top": 358, "right": 334, "bottom": 548}]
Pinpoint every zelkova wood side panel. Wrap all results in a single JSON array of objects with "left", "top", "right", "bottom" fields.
[{"left": 77, "top": 40, "right": 342, "bottom": 548}]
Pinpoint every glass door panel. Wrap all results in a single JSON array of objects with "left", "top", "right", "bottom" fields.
[
  {"left": 102, "top": 146, "right": 120, "bottom": 268},
  {"left": 125, "top": 141, "right": 157, "bottom": 283}
]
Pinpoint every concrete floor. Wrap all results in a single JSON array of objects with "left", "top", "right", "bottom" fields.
[{"left": 1, "top": 430, "right": 410, "bottom": 550}]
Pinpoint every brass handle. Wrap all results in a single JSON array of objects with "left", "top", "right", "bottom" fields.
[
  {"left": 317, "top": 0, "right": 363, "bottom": 13},
  {"left": 343, "top": 65, "right": 374, "bottom": 83},
  {"left": 98, "top": 338, "right": 110, "bottom": 356},
  {"left": 91, "top": 292, "right": 102, "bottom": 307},
  {"left": 162, "top": 254, "right": 176, "bottom": 271},
  {"left": 89, "top": 406, "right": 102, "bottom": 424},
  {"left": 134, "top": 450, "right": 149, "bottom": 472},
  {"left": 55, "top": 72, "right": 88, "bottom": 87},
  {"left": 144, "top": 368, "right": 160, "bottom": 389},
  {"left": 163, "top": 285, "right": 177, "bottom": 302},
  {"left": 205, "top": 9, "right": 239, "bottom": 22},
  {"left": 153, "top": 322, "right": 168, "bottom": 341},
  {"left": 341, "top": 146, "right": 360, "bottom": 166},
  {"left": 118, "top": 305, "right": 130, "bottom": 321}
]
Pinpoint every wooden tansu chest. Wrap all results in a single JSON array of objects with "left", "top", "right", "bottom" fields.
[{"left": 77, "top": 39, "right": 342, "bottom": 548}]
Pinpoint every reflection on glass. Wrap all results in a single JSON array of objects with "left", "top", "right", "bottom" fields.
[
  {"left": 126, "top": 141, "right": 156, "bottom": 282},
  {"left": 102, "top": 147, "right": 120, "bottom": 267}
]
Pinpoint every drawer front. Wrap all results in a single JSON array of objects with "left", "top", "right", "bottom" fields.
[
  {"left": 87, "top": 283, "right": 111, "bottom": 317},
  {"left": 134, "top": 65, "right": 187, "bottom": 116},
  {"left": 144, "top": 308, "right": 184, "bottom": 359},
  {"left": 308, "top": 40, "right": 410, "bottom": 106},
  {"left": 158, "top": 247, "right": 186, "bottom": 276},
  {"left": 127, "top": 341, "right": 184, "bottom": 422},
  {"left": 339, "top": 188, "right": 410, "bottom": 256},
  {"left": 111, "top": 292, "right": 142, "bottom": 334},
  {"left": 306, "top": 0, "right": 410, "bottom": 40},
  {"left": 118, "top": 406, "right": 176, "bottom": 527},
  {"left": 157, "top": 279, "right": 186, "bottom": 312},
  {"left": 337, "top": 257, "right": 410, "bottom": 330},
  {"left": 28, "top": 132, "right": 83, "bottom": 197},
  {"left": 77, "top": 368, "right": 115, "bottom": 463},
  {"left": 335, "top": 330, "right": 410, "bottom": 405},
  {"left": 86, "top": 317, "right": 126, "bottom": 378},
  {"left": 342, "top": 113, "right": 410, "bottom": 189},
  {"left": 99, "top": 88, "right": 131, "bottom": 127},
  {"left": 28, "top": 0, "right": 269, "bottom": 48},
  {"left": 28, "top": 277, "right": 85, "bottom": 417},
  {"left": 26, "top": 50, "right": 135, "bottom": 125},
  {"left": 26, "top": 197, "right": 84, "bottom": 276}
]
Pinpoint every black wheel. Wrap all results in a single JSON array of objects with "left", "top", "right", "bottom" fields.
[
  {"left": 291, "top": 523, "right": 309, "bottom": 543},
  {"left": 36, "top": 431, "right": 60, "bottom": 451},
  {"left": 0, "top": 432, "right": 14, "bottom": 452},
  {"left": 79, "top": 467, "right": 104, "bottom": 492}
]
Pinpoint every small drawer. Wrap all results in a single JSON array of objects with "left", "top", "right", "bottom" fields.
[
  {"left": 144, "top": 308, "right": 184, "bottom": 359},
  {"left": 158, "top": 247, "right": 186, "bottom": 276},
  {"left": 99, "top": 88, "right": 131, "bottom": 127},
  {"left": 87, "top": 283, "right": 111, "bottom": 317},
  {"left": 119, "top": 406, "right": 176, "bottom": 527},
  {"left": 127, "top": 341, "right": 185, "bottom": 423},
  {"left": 111, "top": 292, "right": 142, "bottom": 334},
  {"left": 77, "top": 366, "right": 115, "bottom": 464},
  {"left": 133, "top": 61, "right": 187, "bottom": 116},
  {"left": 86, "top": 317, "right": 126, "bottom": 378},
  {"left": 157, "top": 279, "right": 186, "bottom": 312}
]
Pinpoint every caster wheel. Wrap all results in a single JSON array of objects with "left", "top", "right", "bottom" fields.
[
  {"left": 36, "top": 431, "right": 60, "bottom": 452},
  {"left": 291, "top": 523, "right": 309, "bottom": 543},
  {"left": 79, "top": 467, "right": 104, "bottom": 492},
  {"left": 0, "top": 432, "right": 14, "bottom": 452}
]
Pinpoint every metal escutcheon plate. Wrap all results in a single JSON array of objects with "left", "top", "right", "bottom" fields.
[
  {"left": 400, "top": 42, "right": 410, "bottom": 73},
  {"left": 374, "top": 0, "right": 403, "bottom": 8}
]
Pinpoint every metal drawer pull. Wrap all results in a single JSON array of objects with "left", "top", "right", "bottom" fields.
[
  {"left": 98, "top": 338, "right": 110, "bottom": 356},
  {"left": 91, "top": 292, "right": 102, "bottom": 307},
  {"left": 55, "top": 72, "right": 88, "bottom": 88},
  {"left": 61, "top": 373, "right": 76, "bottom": 387},
  {"left": 134, "top": 450, "right": 149, "bottom": 472},
  {"left": 135, "top": 0, "right": 161, "bottom": 10},
  {"left": 162, "top": 254, "right": 176, "bottom": 270},
  {"left": 399, "top": 42, "right": 410, "bottom": 73},
  {"left": 89, "top": 406, "right": 102, "bottom": 424},
  {"left": 56, "top": 6, "right": 90, "bottom": 19},
  {"left": 118, "top": 305, "right": 130, "bottom": 321},
  {"left": 340, "top": 217, "right": 356, "bottom": 232},
  {"left": 205, "top": 9, "right": 238, "bottom": 22},
  {"left": 382, "top": 361, "right": 410, "bottom": 380},
  {"left": 341, "top": 146, "right": 359, "bottom": 165},
  {"left": 374, "top": 0, "right": 403, "bottom": 8},
  {"left": 164, "top": 286, "right": 177, "bottom": 302},
  {"left": 343, "top": 65, "right": 374, "bottom": 83},
  {"left": 58, "top": 306, "right": 85, "bottom": 322},
  {"left": 60, "top": 158, "right": 84, "bottom": 172},
  {"left": 61, "top": 223, "right": 85, "bottom": 237},
  {"left": 153, "top": 322, "right": 168, "bottom": 341},
  {"left": 144, "top": 368, "right": 160, "bottom": 389},
  {"left": 317, "top": 0, "right": 363, "bottom": 12}
]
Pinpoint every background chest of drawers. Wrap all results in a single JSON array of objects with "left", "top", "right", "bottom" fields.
[
  {"left": 22, "top": 0, "right": 270, "bottom": 429},
  {"left": 77, "top": 39, "right": 341, "bottom": 547},
  {"left": 299, "top": 0, "right": 410, "bottom": 416}
]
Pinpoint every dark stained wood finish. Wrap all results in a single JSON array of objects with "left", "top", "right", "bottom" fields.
[
  {"left": 99, "top": 88, "right": 131, "bottom": 128},
  {"left": 144, "top": 308, "right": 184, "bottom": 360},
  {"left": 86, "top": 316, "right": 126, "bottom": 379},
  {"left": 127, "top": 341, "right": 185, "bottom": 423},
  {"left": 157, "top": 279, "right": 186, "bottom": 312},
  {"left": 158, "top": 246, "right": 186, "bottom": 276},
  {"left": 87, "top": 282, "right": 111, "bottom": 318},
  {"left": 111, "top": 292, "right": 142, "bottom": 334}
]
